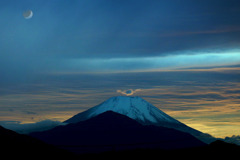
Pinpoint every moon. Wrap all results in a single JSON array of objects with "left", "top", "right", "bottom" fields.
[{"left": 23, "top": 10, "right": 33, "bottom": 19}]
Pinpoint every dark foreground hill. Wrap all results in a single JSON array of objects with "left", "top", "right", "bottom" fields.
[
  {"left": 1, "top": 124, "right": 240, "bottom": 160},
  {"left": 31, "top": 111, "right": 205, "bottom": 154},
  {"left": 0, "top": 125, "right": 74, "bottom": 159},
  {"left": 81, "top": 140, "right": 240, "bottom": 159}
]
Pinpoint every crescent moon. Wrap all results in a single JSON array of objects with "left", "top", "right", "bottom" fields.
[{"left": 23, "top": 10, "right": 33, "bottom": 19}]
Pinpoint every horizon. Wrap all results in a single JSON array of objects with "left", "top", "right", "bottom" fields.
[{"left": 0, "top": 0, "right": 240, "bottom": 145}]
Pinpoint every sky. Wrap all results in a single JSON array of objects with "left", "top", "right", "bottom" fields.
[{"left": 0, "top": 0, "right": 240, "bottom": 141}]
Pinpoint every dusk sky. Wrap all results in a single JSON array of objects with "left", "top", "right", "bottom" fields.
[{"left": 1, "top": 0, "right": 240, "bottom": 140}]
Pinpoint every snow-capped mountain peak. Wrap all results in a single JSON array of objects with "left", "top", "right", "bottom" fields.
[
  {"left": 64, "top": 96, "right": 216, "bottom": 144},
  {"left": 65, "top": 96, "right": 181, "bottom": 125}
]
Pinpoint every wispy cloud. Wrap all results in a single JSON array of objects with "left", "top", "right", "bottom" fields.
[
  {"left": 117, "top": 89, "right": 142, "bottom": 96},
  {"left": 159, "top": 26, "right": 240, "bottom": 37}
]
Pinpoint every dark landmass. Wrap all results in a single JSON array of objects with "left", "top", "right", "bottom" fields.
[
  {"left": 81, "top": 140, "right": 240, "bottom": 159},
  {"left": 1, "top": 125, "right": 240, "bottom": 159},
  {"left": 0, "top": 125, "right": 74, "bottom": 159}
]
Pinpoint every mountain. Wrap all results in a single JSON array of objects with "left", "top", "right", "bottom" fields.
[
  {"left": 0, "top": 125, "right": 74, "bottom": 159},
  {"left": 65, "top": 96, "right": 181, "bottom": 125},
  {"left": 31, "top": 111, "right": 206, "bottom": 154},
  {"left": 65, "top": 96, "right": 215, "bottom": 143}
]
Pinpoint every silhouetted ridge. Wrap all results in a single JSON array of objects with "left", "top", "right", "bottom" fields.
[{"left": 0, "top": 125, "right": 74, "bottom": 159}]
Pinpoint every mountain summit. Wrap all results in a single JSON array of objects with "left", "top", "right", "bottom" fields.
[
  {"left": 65, "top": 96, "right": 215, "bottom": 143},
  {"left": 65, "top": 96, "right": 181, "bottom": 125}
]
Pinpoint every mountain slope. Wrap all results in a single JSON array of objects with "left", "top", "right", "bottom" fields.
[
  {"left": 31, "top": 111, "right": 206, "bottom": 154},
  {"left": 64, "top": 96, "right": 215, "bottom": 143}
]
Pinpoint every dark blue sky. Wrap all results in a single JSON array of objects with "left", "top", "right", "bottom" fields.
[
  {"left": 1, "top": 0, "right": 240, "bottom": 78},
  {"left": 0, "top": 0, "right": 240, "bottom": 138}
]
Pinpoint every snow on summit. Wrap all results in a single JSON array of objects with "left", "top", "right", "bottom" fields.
[{"left": 65, "top": 96, "right": 181, "bottom": 125}]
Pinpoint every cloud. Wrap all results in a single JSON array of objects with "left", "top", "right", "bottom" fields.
[
  {"left": 224, "top": 90, "right": 240, "bottom": 94},
  {"left": 0, "top": 120, "right": 63, "bottom": 134},
  {"left": 117, "top": 89, "right": 142, "bottom": 96},
  {"left": 57, "top": 51, "right": 240, "bottom": 74},
  {"left": 160, "top": 93, "right": 227, "bottom": 100}
]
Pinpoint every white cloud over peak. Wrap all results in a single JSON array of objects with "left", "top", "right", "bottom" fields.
[{"left": 117, "top": 89, "right": 142, "bottom": 96}]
